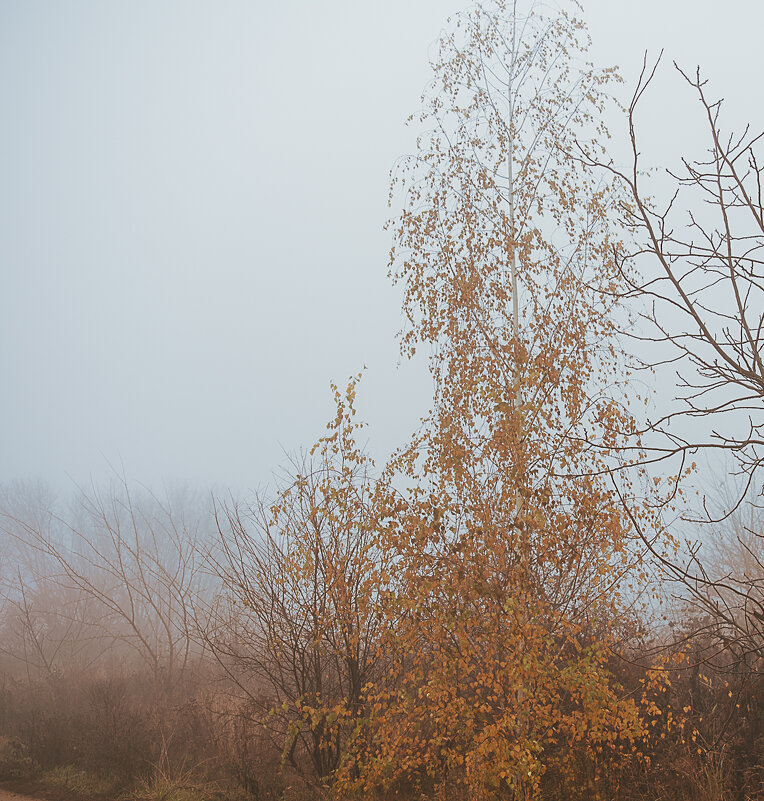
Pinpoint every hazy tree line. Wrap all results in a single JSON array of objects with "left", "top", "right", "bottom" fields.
[{"left": 2, "top": 1, "right": 764, "bottom": 800}]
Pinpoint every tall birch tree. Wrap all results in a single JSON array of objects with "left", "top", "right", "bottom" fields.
[{"left": 338, "top": 2, "right": 660, "bottom": 798}]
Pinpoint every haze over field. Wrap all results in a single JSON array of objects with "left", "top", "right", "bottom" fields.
[
  {"left": 1, "top": 0, "right": 761, "bottom": 491},
  {"left": 2, "top": 3, "right": 764, "bottom": 801}
]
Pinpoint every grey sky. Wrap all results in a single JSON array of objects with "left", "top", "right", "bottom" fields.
[{"left": 1, "top": 0, "right": 761, "bottom": 492}]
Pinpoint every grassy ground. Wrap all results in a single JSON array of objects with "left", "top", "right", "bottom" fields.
[{"left": 0, "top": 738, "right": 253, "bottom": 801}]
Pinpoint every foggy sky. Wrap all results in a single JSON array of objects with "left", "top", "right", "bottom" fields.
[{"left": 1, "top": 0, "right": 761, "bottom": 493}]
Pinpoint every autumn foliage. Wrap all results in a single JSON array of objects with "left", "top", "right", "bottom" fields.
[
  {"left": 213, "top": 377, "right": 389, "bottom": 782},
  {"left": 327, "top": 3, "right": 657, "bottom": 798},
  {"left": 4, "top": 2, "right": 764, "bottom": 801}
]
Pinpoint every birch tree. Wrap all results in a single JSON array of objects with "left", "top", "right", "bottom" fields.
[{"left": 337, "top": 2, "right": 659, "bottom": 798}]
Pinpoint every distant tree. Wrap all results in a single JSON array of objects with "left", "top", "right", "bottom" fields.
[
  {"left": 662, "top": 489, "right": 764, "bottom": 675},
  {"left": 0, "top": 480, "right": 205, "bottom": 704}
]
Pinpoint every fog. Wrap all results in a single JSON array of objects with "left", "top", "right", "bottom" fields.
[
  {"left": 2, "top": 4, "right": 764, "bottom": 799},
  {"left": 1, "top": 0, "right": 761, "bottom": 491}
]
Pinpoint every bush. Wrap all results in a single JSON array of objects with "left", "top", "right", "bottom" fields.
[
  {"left": 0, "top": 735, "right": 38, "bottom": 780},
  {"left": 41, "top": 764, "right": 123, "bottom": 798}
]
